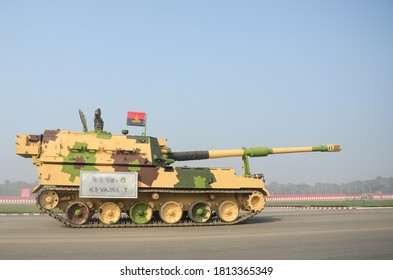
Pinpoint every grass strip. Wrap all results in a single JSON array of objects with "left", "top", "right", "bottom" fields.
[{"left": 0, "top": 204, "right": 40, "bottom": 213}]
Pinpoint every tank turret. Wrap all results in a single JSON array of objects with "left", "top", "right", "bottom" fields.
[{"left": 15, "top": 109, "right": 342, "bottom": 228}]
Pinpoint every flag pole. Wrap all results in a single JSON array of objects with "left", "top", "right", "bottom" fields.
[{"left": 144, "top": 114, "right": 147, "bottom": 136}]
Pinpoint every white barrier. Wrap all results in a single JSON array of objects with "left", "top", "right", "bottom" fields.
[
  {"left": 266, "top": 193, "right": 393, "bottom": 202},
  {"left": 0, "top": 197, "right": 36, "bottom": 204},
  {"left": 1, "top": 194, "right": 392, "bottom": 204}
]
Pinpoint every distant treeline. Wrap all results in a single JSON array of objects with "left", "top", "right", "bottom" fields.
[
  {"left": 1, "top": 177, "right": 393, "bottom": 196},
  {"left": 0, "top": 180, "right": 37, "bottom": 196},
  {"left": 268, "top": 176, "right": 393, "bottom": 195}
]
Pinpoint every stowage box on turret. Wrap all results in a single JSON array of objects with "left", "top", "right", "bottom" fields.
[{"left": 16, "top": 109, "right": 341, "bottom": 228}]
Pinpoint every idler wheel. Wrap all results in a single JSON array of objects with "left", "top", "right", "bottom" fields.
[
  {"left": 217, "top": 200, "right": 239, "bottom": 223},
  {"left": 39, "top": 190, "right": 59, "bottom": 210},
  {"left": 66, "top": 202, "right": 90, "bottom": 225},
  {"left": 129, "top": 202, "right": 153, "bottom": 224},
  {"left": 98, "top": 202, "right": 121, "bottom": 225},
  {"left": 159, "top": 201, "right": 182, "bottom": 224},
  {"left": 188, "top": 201, "right": 211, "bottom": 223},
  {"left": 243, "top": 191, "right": 265, "bottom": 212}
]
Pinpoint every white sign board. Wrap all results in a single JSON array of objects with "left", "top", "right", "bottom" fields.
[{"left": 80, "top": 171, "right": 138, "bottom": 199}]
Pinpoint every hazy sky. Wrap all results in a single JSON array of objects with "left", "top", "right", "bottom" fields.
[{"left": 1, "top": 1, "right": 392, "bottom": 185}]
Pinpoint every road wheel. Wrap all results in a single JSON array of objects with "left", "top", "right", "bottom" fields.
[
  {"left": 129, "top": 202, "right": 153, "bottom": 224},
  {"left": 98, "top": 202, "right": 121, "bottom": 225},
  {"left": 217, "top": 200, "right": 239, "bottom": 223},
  {"left": 66, "top": 202, "right": 90, "bottom": 225},
  {"left": 159, "top": 201, "right": 182, "bottom": 224},
  {"left": 188, "top": 201, "right": 211, "bottom": 223}
]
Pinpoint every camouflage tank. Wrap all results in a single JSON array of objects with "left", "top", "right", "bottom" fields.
[{"left": 15, "top": 109, "right": 341, "bottom": 228}]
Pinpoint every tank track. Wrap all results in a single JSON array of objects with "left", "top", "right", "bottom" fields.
[{"left": 36, "top": 186, "right": 263, "bottom": 228}]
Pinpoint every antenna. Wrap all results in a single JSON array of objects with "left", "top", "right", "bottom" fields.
[{"left": 79, "top": 109, "right": 88, "bottom": 132}]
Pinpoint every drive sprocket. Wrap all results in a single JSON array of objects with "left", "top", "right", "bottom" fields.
[{"left": 243, "top": 191, "right": 265, "bottom": 212}]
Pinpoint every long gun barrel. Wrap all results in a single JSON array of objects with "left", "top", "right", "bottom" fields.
[{"left": 167, "top": 144, "right": 342, "bottom": 161}]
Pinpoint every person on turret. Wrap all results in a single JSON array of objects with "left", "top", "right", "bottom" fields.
[{"left": 94, "top": 108, "right": 104, "bottom": 131}]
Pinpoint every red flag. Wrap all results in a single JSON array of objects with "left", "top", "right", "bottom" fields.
[{"left": 127, "top": 111, "right": 146, "bottom": 126}]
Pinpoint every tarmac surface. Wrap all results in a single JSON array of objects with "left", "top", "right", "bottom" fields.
[{"left": 1, "top": 208, "right": 392, "bottom": 260}]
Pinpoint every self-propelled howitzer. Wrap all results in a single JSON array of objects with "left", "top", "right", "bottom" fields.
[{"left": 16, "top": 109, "right": 341, "bottom": 228}]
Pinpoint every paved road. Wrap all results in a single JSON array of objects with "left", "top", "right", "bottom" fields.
[{"left": 1, "top": 208, "right": 392, "bottom": 260}]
